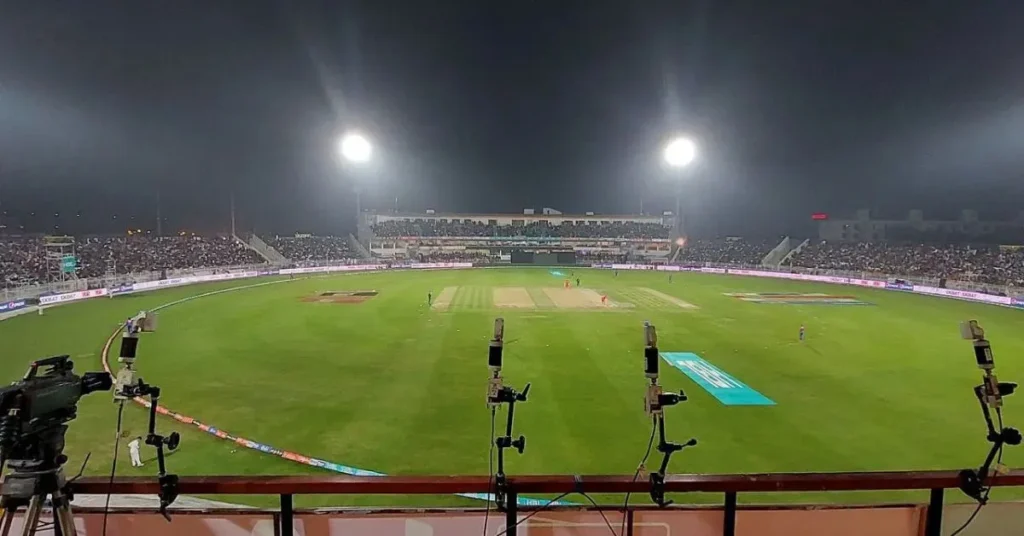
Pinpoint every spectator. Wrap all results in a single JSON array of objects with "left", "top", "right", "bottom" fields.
[
  {"left": 371, "top": 220, "right": 671, "bottom": 240},
  {"left": 1, "top": 235, "right": 264, "bottom": 286},
  {"left": 266, "top": 236, "right": 357, "bottom": 263}
]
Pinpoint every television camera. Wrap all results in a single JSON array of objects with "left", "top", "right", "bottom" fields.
[{"left": 0, "top": 356, "right": 111, "bottom": 536}]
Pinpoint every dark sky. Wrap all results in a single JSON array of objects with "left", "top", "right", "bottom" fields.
[{"left": 1, "top": 0, "right": 1023, "bottom": 237}]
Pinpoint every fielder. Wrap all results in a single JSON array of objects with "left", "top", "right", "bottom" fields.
[{"left": 128, "top": 436, "right": 144, "bottom": 467}]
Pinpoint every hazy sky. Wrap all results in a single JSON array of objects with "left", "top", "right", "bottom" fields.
[{"left": 1, "top": 0, "right": 1023, "bottom": 236}]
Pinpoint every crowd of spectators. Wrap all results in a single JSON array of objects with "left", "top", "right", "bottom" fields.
[
  {"left": 677, "top": 239, "right": 775, "bottom": 266},
  {"left": 0, "top": 237, "right": 48, "bottom": 287},
  {"left": 5, "top": 233, "right": 1024, "bottom": 289},
  {"left": 413, "top": 250, "right": 493, "bottom": 263},
  {"left": 2, "top": 235, "right": 264, "bottom": 287},
  {"left": 789, "top": 241, "right": 1024, "bottom": 286},
  {"left": 575, "top": 250, "right": 629, "bottom": 264},
  {"left": 372, "top": 220, "right": 671, "bottom": 239},
  {"left": 266, "top": 236, "right": 357, "bottom": 263}
]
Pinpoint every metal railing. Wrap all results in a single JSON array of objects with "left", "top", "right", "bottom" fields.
[{"left": 66, "top": 470, "right": 1024, "bottom": 536}]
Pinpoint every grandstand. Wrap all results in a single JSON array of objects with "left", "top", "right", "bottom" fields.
[
  {"left": 366, "top": 210, "right": 676, "bottom": 263},
  {"left": 3, "top": 216, "right": 1024, "bottom": 536}
]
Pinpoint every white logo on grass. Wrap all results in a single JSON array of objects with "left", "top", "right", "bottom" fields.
[{"left": 679, "top": 361, "right": 742, "bottom": 389}]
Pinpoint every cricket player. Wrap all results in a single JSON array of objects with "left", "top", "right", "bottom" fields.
[
  {"left": 799, "top": 324, "right": 806, "bottom": 342},
  {"left": 128, "top": 436, "right": 144, "bottom": 467},
  {"left": 575, "top": 278, "right": 581, "bottom": 287},
  {"left": 427, "top": 292, "right": 433, "bottom": 306}
]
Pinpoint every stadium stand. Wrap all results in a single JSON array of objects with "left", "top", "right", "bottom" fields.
[
  {"left": 372, "top": 219, "right": 670, "bottom": 239},
  {"left": 675, "top": 238, "right": 776, "bottom": 266},
  {"left": 0, "top": 236, "right": 48, "bottom": 287},
  {"left": 789, "top": 241, "right": 1024, "bottom": 286},
  {"left": 264, "top": 235, "right": 358, "bottom": 263},
  {"left": 4, "top": 230, "right": 1023, "bottom": 289},
  {"left": 1, "top": 235, "right": 265, "bottom": 286}
]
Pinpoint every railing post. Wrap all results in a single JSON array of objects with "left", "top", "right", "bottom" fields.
[
  {"left": 505, "top": 492, "right": 518, "bottom": 536},
  {"left": 625, "top": 509, "right": 634, "bottom": 536},
  {"left": 723, "top": 491, "right": 737, "bottom": 536},
  {"left": 280, "top": 493, "right": 294, "bottom": 536},
  {"left": 924, "top": 488, "right": 943, "bottom": 536}
]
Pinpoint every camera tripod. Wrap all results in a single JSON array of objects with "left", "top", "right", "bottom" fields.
[{"left": 0, "top": 449, "right": 79, "bottom": 536}]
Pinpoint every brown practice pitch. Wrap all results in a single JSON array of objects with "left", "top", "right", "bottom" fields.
[
  {"left": 301, "top": 290, "right": 378, "bottom": 304},
  {"left": 541, "top": 287, "right": 611, "bottom": 309},
  {"left": 493, "top": 287, "right": 536, "bottom": 308}
]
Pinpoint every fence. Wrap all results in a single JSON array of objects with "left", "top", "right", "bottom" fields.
[{"left": 48, "top": 470, "right": 1024, "bottom": 536}]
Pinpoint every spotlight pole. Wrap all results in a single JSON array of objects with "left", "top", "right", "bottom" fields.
[
  {"left": 662, "top": 136, "right": 697, "bottom": 245},
  {"left": 338, "top": 132, "right": 373, "bottom": 232}
]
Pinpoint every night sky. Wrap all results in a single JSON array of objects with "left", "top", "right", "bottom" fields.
[{"left": 1, "top": 1, "right": 1023, "bottom": 237}]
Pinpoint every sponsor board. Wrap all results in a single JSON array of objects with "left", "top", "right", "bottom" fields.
[
  {"left": 886, "top": 282, "right": 914, "bottom": 291},
  {"left": 661, "top": 352, "right": 775, "bottom": 406},
  {"left": 109, "top": 284, "right": 135, "bottom": 295},
  {"left": 1014, "top": 298, "right": 1024, "bottom": 309},
  {"left": 38, "top": 288, "right": 109, "bottom": 305},
  {"left": 724, "top": 292, "right": 872, "bottom": 305},
  {"left": 0, "top": 300, "right": 28, "bottom": 313}
]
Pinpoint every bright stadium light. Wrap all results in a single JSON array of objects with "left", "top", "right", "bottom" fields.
[
  {"left": 339, "top": 132, "right": 373, "bottom": 164},
  {"left": 663, "top": 136, "right": 697, "bottom": 168}
]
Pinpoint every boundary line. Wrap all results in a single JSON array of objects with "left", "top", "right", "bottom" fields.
[{"left": 99, "top": 275, "right": 572, "bottom": 508}]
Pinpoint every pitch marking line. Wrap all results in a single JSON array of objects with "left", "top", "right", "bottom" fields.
[
  {"left": 431, "top": 286, "right": 458, "bottom": 311},
  {"left": 640, "top": 287, "right": 698, "bottom": 309}
]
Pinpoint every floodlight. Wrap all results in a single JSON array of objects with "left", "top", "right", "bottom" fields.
[
  {"left": 663, "top": 137, "right": 697, "bottom": 168},
  {"left": 339, "top": 132, "right": 373, "bottom": 164}
]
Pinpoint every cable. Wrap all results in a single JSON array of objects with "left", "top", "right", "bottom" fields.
[
  {"left": 950, "top": 441, "right": 1004, "bottom": 536},
  {"left": 68, "top": 452, "right": 92, "bottom": 484},
  {"left": 102, "top": 401, "right": 126, "bottom": 536},
  {"left": 620, "top": 418, "right": 657, "bottom": 536},
  {"left": 578, "top": 491, "right": 620, "bottom": 536},
  {"left": 482, "top": 408, "right": 496, "bottom": 536},
  {"left": 493, "top": 491, "right": 571, "bottom": 536},
  {"left": 949, "top": 501, "right": 984, "bottom": 536}
]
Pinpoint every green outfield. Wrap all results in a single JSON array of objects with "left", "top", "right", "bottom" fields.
[{"left": 2, "top": 267, "right": 1023, "bottom": 507}]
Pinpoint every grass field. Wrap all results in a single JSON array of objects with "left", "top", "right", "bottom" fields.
[{"left": 2, "top": 267, "right": 1023, "bottom": 508}]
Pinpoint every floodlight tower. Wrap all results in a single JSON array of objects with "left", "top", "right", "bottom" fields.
[
  {"left": 662, "top": 136, "right": 697, "bottom": 241},
  {"left": 338, "top": 131, "right": 374, "bottom": 228}
]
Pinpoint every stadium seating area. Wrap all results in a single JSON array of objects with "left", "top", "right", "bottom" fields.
[
  {"left": 4, "top": 233, "right": 1024, "bottom": 289},
  {"left": 414, "top": 251, "right": 493, "bottom": 263},
  {"left": 789, "top": 241, "right": 1024, "bottom": 286},
  {"left": 676, "top": 239, "right": 775, "bottom": 266},
  {"left": 2, "top": 236, "right": 264, "bottom": 286},
  {"left": 0, "top": 237, "right": 48, "bottom": 288},
  {"left": 372, "top": 220, "right": 671, "bottom": 239},
  {"left": 265, "top": 236, "right": 356, "bottom": 263}
]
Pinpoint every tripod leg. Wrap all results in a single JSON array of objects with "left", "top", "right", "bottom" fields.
[
  {"left": 19, "top": 497, "right": 43, "bottom": 536},
  {"left": 1, "top": 506, "right": 19, "bottom": 536},
  {"left": 53, "top": 502, "right": 77, "bottom": 536}
]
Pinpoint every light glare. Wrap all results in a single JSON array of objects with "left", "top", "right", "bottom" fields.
[
  {"left": 339, "top": 133, "right": 373, "bottom": 163},
  {"left": 663, "top": 137, "right": 697, "bottom": 168}
]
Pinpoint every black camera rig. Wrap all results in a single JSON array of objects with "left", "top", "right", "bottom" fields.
[
  {"left": 642, "top": 322, "right": 697, "bottom": 507},
  {"left": 958, "top": 320, "right": 1020, "bottom": 503},
  {"left": 485, "top": 318, "right": 530, "bottom": 511}
]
